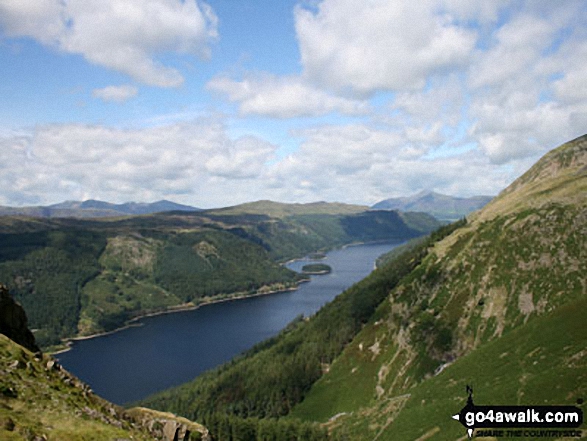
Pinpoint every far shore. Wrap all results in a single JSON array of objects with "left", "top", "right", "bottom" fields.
[
  {"left": 50, "top": 240, "right": 399, "bottom": 356},
  {"left": 50, "top": 283, "right": 305, "bottom": 356}
]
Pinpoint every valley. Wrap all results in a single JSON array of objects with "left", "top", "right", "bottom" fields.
[
  {"left": 141, "top": 135, "right": 587, "bottom": 439},
  {"left": 0, "top": 203, "right": 438, "bottom": 349},
  {"left": 0, "top": 135, "right": 585, "bottom": 440}
]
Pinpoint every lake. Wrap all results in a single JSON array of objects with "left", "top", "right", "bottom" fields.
[{"left": 57, "top": 241, "right": 402, "bottom": 405}]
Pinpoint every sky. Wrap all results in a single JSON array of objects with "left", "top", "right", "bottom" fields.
[{"left": 0, "top": 0, "right": 586, "bottom": 209}]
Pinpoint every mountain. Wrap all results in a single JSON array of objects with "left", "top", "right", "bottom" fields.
[
  {"left": 291, "top": 134, "right": 587, "bottom": 438},
  {"left": 140, "top": 135, "right": 586, "bottom": 440},
  {"left": 0, "top": 199, "right": 201, "bottom": 218},
  {"left": 0, "top": 286, "right": 208, "bottom": 441},
  {"left": 371, "top": 191, "right": 492, "bottom": 221},
  {"left": 49, "top": 199, "right": 201, "bottom": 215},
  {"left": 0, "top": 203, "right": 439, "bottom": 349},
  {"left": 205, "top": 200, "right": 368, "bottom": 217}
]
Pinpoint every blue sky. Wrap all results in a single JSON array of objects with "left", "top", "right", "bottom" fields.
[{"left": 0, "top": 0, "right": 586, "bottom": 208}]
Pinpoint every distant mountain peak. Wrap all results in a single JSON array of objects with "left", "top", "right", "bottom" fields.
[
  {"left": 371, "top": 191, "right": 492, "bottom": 221},
  {"left": 1, "top": 199, "right": 201, "bottom": 218}
]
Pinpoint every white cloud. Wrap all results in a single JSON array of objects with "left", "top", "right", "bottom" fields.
[
  {"left": 207, "top": 74, "right": 369, "bottom": 118},
  {"left": 0, "top": 121, "right": 275, "bottom": 207},
  {"left": 0, "top": 119, "right": 526, "bottom": 208},
  {"left": 294, "top": 0, "right": 477, "bottom": 95},
  {"left": 264, "top": 123, "right": 519, "bottom": 205},
  {"left": 92, "top": 85, "right": 138, "bottom": 103},
  {"left": 0, "top": 0, "right": 218, "bottom": 87},
  {"left": 464, "top": 2, "right": 587, "bottom": 164}
]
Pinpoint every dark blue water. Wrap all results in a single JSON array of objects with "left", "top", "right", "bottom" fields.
[{"left": 57, "top": 241, "right": 401, "bottom": 405}]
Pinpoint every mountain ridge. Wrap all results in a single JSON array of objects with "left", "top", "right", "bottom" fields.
[
  {"left": 0, "top": 199, "right": 201, "bottom": 218},
  {"left": 139, "top": 134, "right": 586, "bottom": 440},
  {"left": 371, "top": 191, "right": 492, "bottom": 221},
  {"left": 291, "top": 133, "right": 587, "bottom": 439}
]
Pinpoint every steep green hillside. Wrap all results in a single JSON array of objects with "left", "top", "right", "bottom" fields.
[
  {"left": 291, "top": 135, "right": 587, "bottom": 439},
  {"left": 0, "top": 338, "right": 209, "bottom": 441},
  {"left": 0, "top": 205, "right": 438, "bottom": 348}
]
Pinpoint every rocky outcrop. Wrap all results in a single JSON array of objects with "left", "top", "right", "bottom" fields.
[
  {"left": 1, "top": 331, "right": 209, "bottom": 440},
  {"left": 125, "top": 407, "right": 210, "bottom": 441},
  {"left": 0, "top": 284, "right": 40, "bottom": 353}
]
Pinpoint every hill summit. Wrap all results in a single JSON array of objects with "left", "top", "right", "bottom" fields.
[
  {"left": 138, "top": 134, "right": 586, "bottom": 440},
  {"left": 291, "top": 134, "right": 587, "bottom": 439}
]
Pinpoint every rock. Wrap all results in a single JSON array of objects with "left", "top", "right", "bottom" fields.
[
  {"left": 1, "top": 416, "right": 15, "bottom": 431},
  {"left": 9, "top": 360, "right": 24, "bottom": 369},
  {"left": 163, "top": 420, "right": 179, "bottom": 441},
  {"left": 0, "top": 285, "right": 41, "bottom": 353}
]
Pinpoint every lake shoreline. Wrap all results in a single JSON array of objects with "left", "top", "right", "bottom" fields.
[
  {"left": 52, "top": 240, "right": 401, "bottom": 356},
  {"left": 55, "top": 240, "right": 404, "bottom": 404},
  {"left": 51, "top": 283, "right": 306, "bottom": 356}
]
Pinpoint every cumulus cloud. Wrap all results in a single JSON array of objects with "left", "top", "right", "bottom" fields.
[
  {"left": 0, "top": 0, "right": 218, "bottom": 87},
  {"left": 294, "top": 0, "right": 477, "bottom": 95},
  {"left": 0, "top": 121, "right": 276, "bottom": 207},
  {"left": 207, "top": 74, "right": 369, "bottom": 118},
  {"left": 464, "top": 2, "right": 587, "bottom": 164},
  {"left": 92, "top": 85, "right": 138, "bottom": 102},
  {"left": 264, "top": 123, "right": 519, "bottom": 205},
  {"left": 0, "top": 119, "right": 532, "bottom": 208}
]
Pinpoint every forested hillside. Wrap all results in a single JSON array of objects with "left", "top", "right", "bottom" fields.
[
  {"left": 292, "top": 134, "right": 587, "bottom": 439},
  {"left": 142, "top": 135, "right": 586, "bottom": 440},
  {"left": 0, "top": 204, "right": 438, "bottom": 348},
  {"left": 139, "top": 220, "right": 465, "bottom": 439}
]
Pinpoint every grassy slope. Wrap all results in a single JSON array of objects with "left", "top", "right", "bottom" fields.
[
  {"left": 319, "top": 297, "right": 586, "bottom": 440},
  {"left": 0, "top": 334, "right": 206, "bottom": 440},
  {"left": 290, "top": 135, "right": 587, "bottom": 439}
]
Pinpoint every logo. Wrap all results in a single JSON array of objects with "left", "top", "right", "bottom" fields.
[{"left": 452, "top": 386, "right": 584, "bottom": 439}]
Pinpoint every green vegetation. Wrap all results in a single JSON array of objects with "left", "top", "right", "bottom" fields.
[
  {"left": 0, "top": 204, "right": 438, "bottom": 349},
  {"left": 0, "top": 229, "right": 106, "bottom": 347},
  {"left": 138, "top": 218, "right": 462, "bottom": 440},
  {"left": 0, "top": 334, "right": 206, "bottom": 440},
  {"left": 321, "top": 297, "right": 587, "bottom": 440},
  {"left": 301, "top": 264, "right": 331, "bottom": 274},
  {"left": 288, "top": 135, "right": 587, "bottom": 439}
]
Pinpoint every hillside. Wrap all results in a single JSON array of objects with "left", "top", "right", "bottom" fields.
[
  {"left": 291, "top": 135, "right": 587, "bottom": 439},
  {"left": 372, "top": 191, "right": 492, "bottom": 221},
  {"left": 205, "top": 200, "right": 368, "bottom": 218},
  {"left": 141, "top": 135, "right": 586, "bottom": 440},
  {"left": 0, "top": 204, "right": 438, "bottom": 349},
  {"left": 0, "top": 287, "right": 207, "bottom": 441}
]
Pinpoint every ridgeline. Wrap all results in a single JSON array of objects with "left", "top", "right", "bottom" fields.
[
  {"left": 141, "top": 135, "right": 587, "bottom": 440},
  {"left": 0, "top": 204, "right": 438, "bottom": 349}
]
